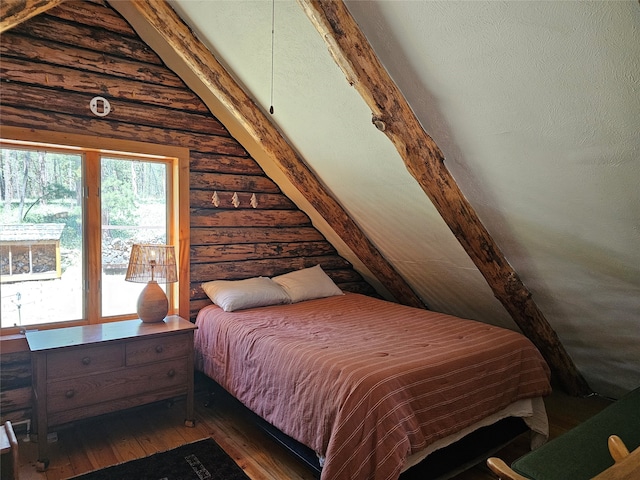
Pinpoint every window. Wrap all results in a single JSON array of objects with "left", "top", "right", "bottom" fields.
[
  {"left": 0, "top": 130, "right": 188, "bottom": 331},
  {"left": 100, "top": 156, "right": 168, "bottom": 317}
]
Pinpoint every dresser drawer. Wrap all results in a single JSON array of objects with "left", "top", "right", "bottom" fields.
[
  {"left": 126, "top": 333, "right": 191, "bottom": 366},
  {"left": 27, "top": 316, "right": 196, "bottom": 466},
  {"left": 46, "top": 358, "right": 189, "bottom": 414},
  {"left": 47, "top": 344, "right": 124, "bottom": 380}
]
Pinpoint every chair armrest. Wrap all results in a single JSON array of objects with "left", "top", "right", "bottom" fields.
[
  {"left": 486, "top": 457, "right": 529, "bottom": 480},
  {"left": 609, "top": 435, "right": 630, "bottom": 463}
]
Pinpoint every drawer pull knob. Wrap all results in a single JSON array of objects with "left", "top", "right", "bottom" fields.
[
  {"left": 155, "top": 345, "right": 164, "bottom": 354},
  {"left": 167, "top": 369, "right": 175, "bottom": 378},
  {"left": 82, "top": 357, "right": 91, "bottom": 365},
  {"left": 65, "top": 389, "right": 75, "bottom": 398}
]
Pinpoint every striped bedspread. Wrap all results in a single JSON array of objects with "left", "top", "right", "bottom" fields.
[{"left": 194, "top": 293, "right": 551, "bottom": 480}]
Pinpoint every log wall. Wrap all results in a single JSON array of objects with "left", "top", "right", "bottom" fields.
[
  {"left": 0, "top": 346, "right": 32, "bottom": 426},
  {"left": 0, "top": 0, "right": 374, "bottom": 421}
]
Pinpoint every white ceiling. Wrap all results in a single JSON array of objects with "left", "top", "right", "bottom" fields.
[{"left": 165, "top": 0, "right": 640, "bottom": 399}]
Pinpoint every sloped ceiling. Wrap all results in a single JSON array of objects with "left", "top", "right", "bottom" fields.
[{"left": 155, "top": 1, "right": 638, "bottom": 399}]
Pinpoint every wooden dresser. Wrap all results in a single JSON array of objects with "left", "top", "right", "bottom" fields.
[{"left": 26, "top": 316, "right": 196, "bottom": 470}]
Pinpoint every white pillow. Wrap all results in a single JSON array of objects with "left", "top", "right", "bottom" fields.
[
  {"left": 272, "top": 265, "right": 343, "bottom": 303},
  {"left": 201, "top": 277, "right": 290, "bottom": 312}
]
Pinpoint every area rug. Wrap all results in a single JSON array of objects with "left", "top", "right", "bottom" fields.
[{"left": 67, "top": 438, "right": 251, "bottom": 480}]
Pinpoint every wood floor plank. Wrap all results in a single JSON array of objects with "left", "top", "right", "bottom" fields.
[
  {"left": 120, "top": 403, "right": 174, "bottom": 457},
  {"left": 74, "top": 419, "right": 119, "bottom": 472},
  {"left": 117, "top": 406, "right": 159, "bottom": 458},
  {"left": 15, "top": 440, "right": 42, "bottom": 480},
  {"left": 137, "top": 399, "right": 213, "bottom": 452},
  {"left": 42, "top": 427, "right": 80, "bottom": 480},
  {"left": 103, "top": 411, "right": 147, "bottom": 464},
  {"left": 139, "top": 403, "right": 186, "bottom": 449},
  {"left": 59, "top": 426, "right": 96, "bottom": 479}
]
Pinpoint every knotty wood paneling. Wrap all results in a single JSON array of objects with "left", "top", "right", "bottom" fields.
[{"left": 0, "top": 1, "right": 375, "bottom": 322}]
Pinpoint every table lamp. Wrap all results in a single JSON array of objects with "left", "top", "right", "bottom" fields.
[{"left": 125, "top": 244, "right": 177, "bottom": 323}]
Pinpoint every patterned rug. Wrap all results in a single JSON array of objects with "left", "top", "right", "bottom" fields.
[{"left": 67, "top": 438, "right": 251, "bottom": 480}]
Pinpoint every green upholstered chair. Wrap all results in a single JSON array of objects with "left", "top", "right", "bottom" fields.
[{"left": 487, "top": 386, "right": 640, "bottom": 480}]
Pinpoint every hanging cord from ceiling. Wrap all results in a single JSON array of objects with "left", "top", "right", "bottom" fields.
[{"left": 269, "top": 0, "right": 275, "bottom": 114}]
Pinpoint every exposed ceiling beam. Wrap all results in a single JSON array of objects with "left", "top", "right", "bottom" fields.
[
  {"left": 298, "top": 0, "right": 591, "bottom": 397},
  {"left": 108, "top": 0, "right": 425, "bottom": 309},
  {"left": 0, "top": 0, "right": 64, "bottom": 33}
]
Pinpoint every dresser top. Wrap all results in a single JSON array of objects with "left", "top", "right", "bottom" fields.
[{"left": 25, "top": 316, "right": 196, "bottom": 352}]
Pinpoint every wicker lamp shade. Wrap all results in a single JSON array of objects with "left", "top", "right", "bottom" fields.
[
  {"left": 125, "top": 244, "right": 177, "bottom": 323},
  {"left": 125, "top": 244, "right": 178, "bottom": 283}
]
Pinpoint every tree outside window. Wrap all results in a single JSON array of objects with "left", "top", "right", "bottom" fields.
[{"left": 0, "top": 142, "right": 173, "bottom": 329}]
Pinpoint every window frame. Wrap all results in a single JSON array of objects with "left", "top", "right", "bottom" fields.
[{"left": 0, "top": 126, "right": 190, "bottom": 333}]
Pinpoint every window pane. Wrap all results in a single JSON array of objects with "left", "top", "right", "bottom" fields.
[
  {"left": 0, "top": 148, "right": 83, "bottom": 328},
  {"left": 101, "top": 157, "right": 167, "bottom": 317}
]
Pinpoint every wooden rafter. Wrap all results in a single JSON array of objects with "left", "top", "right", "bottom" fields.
[
  {"left": 0, "top": 0, "right": 64, "bottom": 33},
  {"left": 298, "top": 0, "right": 591, "bottom": 397}
]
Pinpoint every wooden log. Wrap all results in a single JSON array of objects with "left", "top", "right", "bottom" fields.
[
  {"left": 191, "top": 256, "right": 353, "bottom": 283},
  {"left": 0, "top": 352, "right": 31, "bottom": 390},
  {"left": 12, "top": 13, "right": 162, "bottom": 64},
  {"left": 190, "top": 210, "right": 311, "bottom": 228},
  {"left": 190, "top": 227, "right": 325, "bottom": 246},
  {"left": 113, "top": 0, "right": 426, "bottom": 310},
  {"left": 1, "top": 33, "right": 186, "bottom": 88},
  {"left": 190, "top": 152, "right": 261, "bottom": 175},
  {"left": 0, "top": 408, "right": 32, "bottom": 426},
  {"left": 189, "top": 172, "right": 280, "bottom": 193},
  {"left": 189, "top": 298, "right": 212, "bottom": 320},
  {"left": 47, "top": 1, "right": 136, "bottom": 36},
  {"left": 190, "top": 191, "right": 296, "bottom": 210},
  {"left": 0, "top": 57, "right": 209, "bottom": 113},
  {"left": 0, "top": 351, "right": 31, "bottom": 365},
  {"left": 0, "top": 82, "right": 226, "bottom": 135},
  {"left": 338, "top": 281, "right": 378, "bottom": 296},
  {"left": 0, "top": 336, "right": 29, "bottom": 355},
  {"left": 0, "top": 0, "right": 64, "bottom": 33},
  {"left": 0, "top": 106, "right": 246, "bottom": 156},
  {"left": 0, "top": 386, "right": 31, "bottom": 414},
  {"left": 299, "top": 0, "right": 591, "bottom": 396},
  {"left": 191, "top": 242, "right": 336, "bottom": 263}
]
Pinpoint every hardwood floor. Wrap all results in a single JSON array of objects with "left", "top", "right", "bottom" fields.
[{"left": 15, "top": 378, "right": 612, "bottom": 480}]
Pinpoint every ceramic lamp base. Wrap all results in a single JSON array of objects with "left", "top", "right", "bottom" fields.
[{"left": 137, "top": 281, "right": 168, "bottom": 323}]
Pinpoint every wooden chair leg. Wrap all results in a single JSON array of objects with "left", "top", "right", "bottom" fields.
[
  {"left": 608, "top": 435, "right": 630, "bottom": 463},
  {"left": 486, "top": 457, "right": 529, "bottom": 480}
]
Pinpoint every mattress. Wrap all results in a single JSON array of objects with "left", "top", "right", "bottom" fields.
[{"left": 194, "top": 293, "right": 551, "bottom": 480}]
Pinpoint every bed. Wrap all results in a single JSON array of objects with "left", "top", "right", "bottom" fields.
[{"left": 194, "top": 270, "right": 551, "bottom": 480}]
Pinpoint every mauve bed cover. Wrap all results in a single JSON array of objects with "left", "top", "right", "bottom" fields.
[{"left": 194, "top": 293, "right": 551, "bottom": 480}]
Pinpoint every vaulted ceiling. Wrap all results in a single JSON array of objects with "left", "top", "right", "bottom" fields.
[
  {"left": 3, "top": 0, "right": 638, "bottom": 400},
  {"left": 159, "top": 0, "right": 640, "bottom": 400}
]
